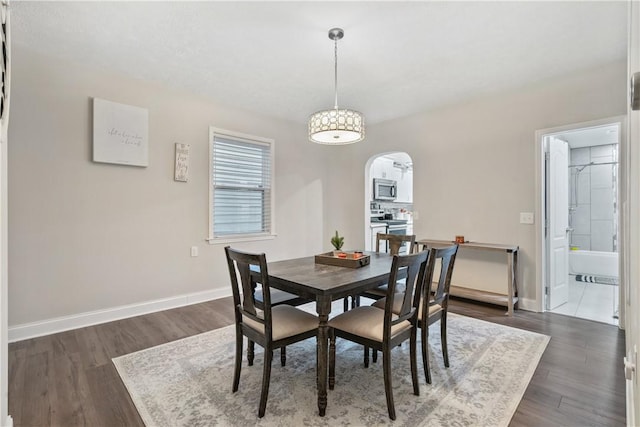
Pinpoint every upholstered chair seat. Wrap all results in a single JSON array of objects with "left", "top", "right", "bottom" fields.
[
  {"left": 244, "top": 305, "right": 318, "bottom": 341},
  {"left": 328, "top": 306, "right": 410, "bottom": 342},
  {"left": 373, "top": 294, "right": 442, "bottom": 319}
]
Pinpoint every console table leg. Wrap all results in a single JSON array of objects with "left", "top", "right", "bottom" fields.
[
  {"left": 507, "top": 251, "right": 515, "bottom": 316},
  {"left": 513, "top": 250, "right": 519, "bottom": 309}
]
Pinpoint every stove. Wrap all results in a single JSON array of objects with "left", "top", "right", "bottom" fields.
[
  {"left": 370, "top": 210, "right": 408, "bottom": 225},
  {"left": 369, "top": 212, "right": 409, "bottom": 253},
  {"left": 370, "top": 209, "right": 385, "bottom": 221},
  {"left": 385, "top": 219, "right": 408, "bottom": 226}
]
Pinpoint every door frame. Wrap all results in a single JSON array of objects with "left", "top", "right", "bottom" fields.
[
  {"left": 534, "top": 115, "right": 626, "bottom": 326},
  {"left": 363, "top": 151, "right": 414, "bottom": 251}
]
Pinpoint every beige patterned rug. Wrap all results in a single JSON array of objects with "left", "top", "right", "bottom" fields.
[{"left": 113, "top": 313, "right": 549, "bottom": 427}]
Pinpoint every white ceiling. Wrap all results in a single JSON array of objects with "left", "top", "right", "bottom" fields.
[
  {"left": 559, "top": 124, "right": 620, "bottom": 149},
  {"left": 11, "top": 1, "right": 628, "bottom": 126}
]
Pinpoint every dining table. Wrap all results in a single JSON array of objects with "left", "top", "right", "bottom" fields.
[{"left": 265, "top": 251, "right": 394, "bottom": 416}]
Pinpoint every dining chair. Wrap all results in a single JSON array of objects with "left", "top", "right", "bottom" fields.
[
  {"left": 346, "top": 233, "right": 416, "bottom": 309},
  {"left": 372, "top": 244, "right": 458, "bottom": 384},
  {"left": 252, "top": 277, "right": 312, "bottom": 367},
  {"left": 328, "top": 250, "right": 430, "bottom": 420},
  {"left": 417, "top": 244, "right": 458, "bottom": 384},
  {"left": 225, "top": 246, "right": 318, "bottom": 418}
]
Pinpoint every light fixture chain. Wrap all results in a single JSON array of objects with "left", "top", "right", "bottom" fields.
[
  {"left": 308, "top": 27, "right": 364, "bottom": 144},
  {"left": 334, "top": 36, "right": 338, "bottom": 110}
]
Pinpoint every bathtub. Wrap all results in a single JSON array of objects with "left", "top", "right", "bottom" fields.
[{"left": 569, "top": 250, "right": 619, "bottom": 278}]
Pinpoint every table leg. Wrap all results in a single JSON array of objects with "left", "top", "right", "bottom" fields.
[{"left": 316, "top": 296, "right": 331, "bottom": 416}]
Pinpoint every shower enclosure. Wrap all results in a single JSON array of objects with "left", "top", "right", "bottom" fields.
[
  {"left": 566, "top": 142, "right": 619, "bottom": 323},
  {"left": 568, "top": 143, "right": 618, "bottom": 255}
]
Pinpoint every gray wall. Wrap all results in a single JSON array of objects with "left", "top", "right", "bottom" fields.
[
  {"left": 8, "top": 48, "right": 330, "bottom": 326},
  {"left": 325, "top": 61, "right": 627, "bottom": 304},
  {"left": 7, "top": 44, "right": 627, "bottom": 328}
]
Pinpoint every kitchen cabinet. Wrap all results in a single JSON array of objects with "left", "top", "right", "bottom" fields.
[
  {"left": 371, "top": 157, "right": 412, "bottom": 203},
  {"left": 367, "top": 223, "right": 387, "bottom": 251},
  {"left": 371, "top": 157, "right": 393, "bottom": 180},
  {"left": 406, "top": 221, "right": 413, "bottom": 235},
  {"left": 395, "top": 170, "right": 413, "bottom": 203}
]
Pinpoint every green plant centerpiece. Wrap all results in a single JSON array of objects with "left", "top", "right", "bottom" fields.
[{"left": 331, "top": 230, "right": 344, "bottom": 252}]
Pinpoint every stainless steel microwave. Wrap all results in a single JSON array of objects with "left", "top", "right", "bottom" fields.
[{"left": 373, "top": 178, "right": 397, "bottom": 201}]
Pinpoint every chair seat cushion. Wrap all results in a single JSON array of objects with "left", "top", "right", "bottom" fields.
[
  {"left": 371, "top": 293, "right": 403, "bottom": 313},
  {"left": 328, "top": 306, "right": 411, "bottom": 342},
  {"left": 361, "top": 280, "right": 407, "bottom": 298},
  {"left": 362, "top": 285, "right": 388, "bottom": 297},
  {"left": 372, "top": 294, "right": 442, "bottom": 319},
  {"left": 419, "top": 301, "right": 443, "bottom": 319},
  {"left": 244, "top": 305, "right": 318, "bottom": 341},
  {"left": 255, "top": 288, "right": 309, "bottom": 306}
]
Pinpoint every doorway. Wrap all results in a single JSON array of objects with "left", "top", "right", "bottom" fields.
[
  {"left": 364, "top": 152, "right": 414, "bottom": 252},
  {"left": 539, "top": 119, "right": 622, "bottom": 326}
]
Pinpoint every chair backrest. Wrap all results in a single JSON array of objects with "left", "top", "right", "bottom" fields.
[
  {"left": 224, "top": 246, "right": 273, "bottom": 337},
  {"left": 382, "top": 250, "right": 430, "bottom": 332},
  {"left": 376, "top": 233, "right": 416, "bottom": 255},
  {"left": 429, "top": 244, "right": 459, "bottom": 306}
]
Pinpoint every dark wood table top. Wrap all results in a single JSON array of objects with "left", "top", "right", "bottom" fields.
[{"left": 266, "top": 252, "right": 393, "bottom": 300}]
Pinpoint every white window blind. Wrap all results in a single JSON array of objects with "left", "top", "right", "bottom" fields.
[{"left": 210, "top": 131, "right": 273, "bottom": 240}]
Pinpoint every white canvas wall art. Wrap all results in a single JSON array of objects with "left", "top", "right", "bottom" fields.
[{"left": 93, "top": 98, "right": 148, "bottom": 167}]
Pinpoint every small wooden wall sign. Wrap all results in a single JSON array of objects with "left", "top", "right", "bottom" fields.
[{"left": 174, "top": 143, "right": 190, "bottom": 182}]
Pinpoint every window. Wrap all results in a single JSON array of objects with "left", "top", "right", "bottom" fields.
[{"left": 209, "top": 128, "right": 274, "bottom": 242}]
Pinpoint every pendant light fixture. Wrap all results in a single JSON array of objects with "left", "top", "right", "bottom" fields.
[{"left": 308, "top": 28, "right": 365, "bottom": 145}]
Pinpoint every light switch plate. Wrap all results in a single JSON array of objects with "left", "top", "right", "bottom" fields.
[
  {"left": 520, "top": 212, "right": 534, "bottom": 224},
  {"left": 191, "top": 246, "right": 199, "bottom": 257}
]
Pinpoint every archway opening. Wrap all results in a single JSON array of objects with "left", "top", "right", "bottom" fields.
[{"left": 364, "top": 152, "right": 414, "bottom": 251}]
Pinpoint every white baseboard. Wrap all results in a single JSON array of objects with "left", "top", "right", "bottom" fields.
[
  {"left": 5, "top": 292, "right": 543, "bottom": 342},
  {"left": 8, "top": 288, "right": 232, "bottom": 343},
  {"left": 627, "top": 374, "right": 636, "bottom": 427},
  {"left": 3, "top": 415, "right": 12, "bottom": 427}
]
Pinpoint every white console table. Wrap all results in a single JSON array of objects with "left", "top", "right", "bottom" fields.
[{"left": 416, "top": 239, "right": 519, "bottom": 316}]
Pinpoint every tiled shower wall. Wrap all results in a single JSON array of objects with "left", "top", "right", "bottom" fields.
[{"left": 569, "top": 144, "right": 618, "bottom": 252}]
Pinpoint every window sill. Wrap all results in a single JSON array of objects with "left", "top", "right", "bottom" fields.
[{"left": 207, "top": 234, "right": 276, "bottom": 245}]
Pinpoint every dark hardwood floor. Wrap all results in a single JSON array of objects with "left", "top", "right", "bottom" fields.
[{"left": 8, "top": 297, "right": 625, "bottom": 426}]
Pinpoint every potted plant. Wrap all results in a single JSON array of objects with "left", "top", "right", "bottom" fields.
[{"left": 331, "top": 230, "right": 344, "bottom": 255}]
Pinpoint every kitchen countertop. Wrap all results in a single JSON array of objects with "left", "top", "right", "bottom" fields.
[
  {"left": 371, "top": 218, "right": 409, "bottom": 224},
  {"left": 370, "top": 222, "right": 387, "bottom": 228}
]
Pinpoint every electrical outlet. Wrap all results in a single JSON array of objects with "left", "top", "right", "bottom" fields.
[
  {"left": 191, "top": 246, "right": 199, "bottom": 257},
  {"left": 520, "top": 212, "right": 534, "bottom": 224}
]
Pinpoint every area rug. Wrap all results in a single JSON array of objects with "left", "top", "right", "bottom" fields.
[{"left": 113, "top": 313, "right": 549, "bottom": 427}]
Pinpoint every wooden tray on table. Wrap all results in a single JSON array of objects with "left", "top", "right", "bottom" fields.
[{"left": 314, "top": 251, "right": 370, "bottom": 268}]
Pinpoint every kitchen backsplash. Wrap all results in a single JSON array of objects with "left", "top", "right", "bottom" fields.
[{"left": 371, "top": 201, "right": 413, "bottom": 219}]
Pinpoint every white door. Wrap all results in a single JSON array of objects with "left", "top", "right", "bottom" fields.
[{"left": 548, "top": 137, "right": 570, "bottom": 309}]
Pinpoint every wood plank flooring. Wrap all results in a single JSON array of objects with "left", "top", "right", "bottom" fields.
[{"left": 8, "top": 297, "right": 626, "bottom": 426}]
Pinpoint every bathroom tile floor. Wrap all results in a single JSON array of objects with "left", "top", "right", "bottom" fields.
[{"left": 550, "top": 274, "right": 619, "bottom": 325}]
